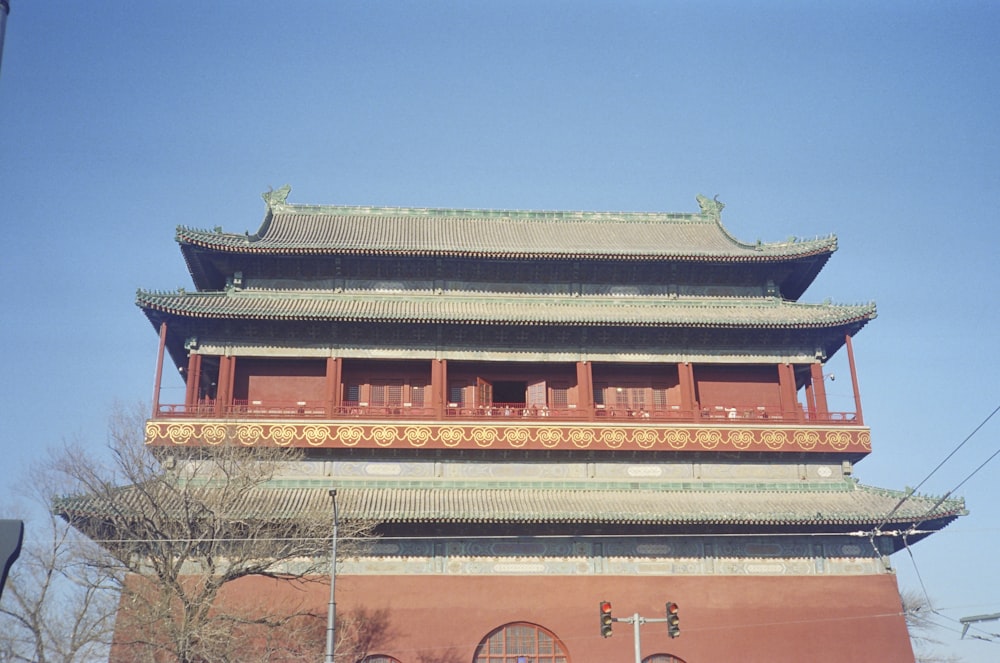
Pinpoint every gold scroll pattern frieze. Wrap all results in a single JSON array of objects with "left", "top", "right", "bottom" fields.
[{"left": 146, "top": 422, "right": 871, "bottom": 454}]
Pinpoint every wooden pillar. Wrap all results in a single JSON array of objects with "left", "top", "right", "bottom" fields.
[
  {"left": 576, "top": 361, "right": 594, "bottom": 420},
  {"left": 778, "top": 363, "right": 799, "bottom": 421},
  {"left": 213, "top": 356, "right": 226, "bottom": 416},
  {"left": 804, "top": 379, "right": 817, "bottom": 420},
  {"left": 226, "top": 356, "right": 236, "bottom": 411},
  {"left": 326, "top": 357, "right": 342, "bottom": 416},
  {"left": 809, "top": 362, "right": 829, "bottom": 421},
  {"left": 431, "top": 359, "right": 448, "bottom": 419},
  {"left": 184, "top": 352, "right": 202, "bottom": 409},
  {"left": 678, "top": 362, "right": 697, "bottom": 416},
  {"left": 215, "top": 355, "right": 235, "bottom": 416},
  {"left": 151, "top": 321, "right": 167, "bottom": 418},
  {"left": 192, "top": 354, "right": 203, "bottom": 409},
  {"left": 845, "top": 334, "right": 864, "bottom": 425}
]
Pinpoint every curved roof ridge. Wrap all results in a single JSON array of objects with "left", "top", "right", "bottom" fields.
[
  {"left": 175, "top": 190, "right": 839, "bottom": 260},
  {"left": 269, "top": 200, "right": 708, "bottom": 223}
]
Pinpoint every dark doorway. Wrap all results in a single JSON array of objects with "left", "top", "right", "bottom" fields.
[{"left": 492, "top": 381, "right": 527, "bottom": 404}]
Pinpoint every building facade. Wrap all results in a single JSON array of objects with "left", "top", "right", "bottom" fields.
[{"left": 133, "top": 187, "right": 963, "bottom": 662}]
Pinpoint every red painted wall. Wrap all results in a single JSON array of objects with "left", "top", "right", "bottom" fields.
[
  {"left": 233, "top": 358, "right": 327, "bottom": 404},
  {"left": 694, "top": 365, "right": 783, "bottom": 411},
  {"left": 176, "top": 573, "right": 914, "bottom": 663}
]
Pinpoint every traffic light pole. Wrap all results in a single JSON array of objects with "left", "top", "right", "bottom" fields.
[{"left": 615, "top": 613, "right": 670, "bottom": 663}]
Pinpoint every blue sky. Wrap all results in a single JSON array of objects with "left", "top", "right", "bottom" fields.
[{"left": 2, "top": 2, "right": 999, "bottom": 660}]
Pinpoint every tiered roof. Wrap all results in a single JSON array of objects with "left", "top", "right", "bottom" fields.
[
  {"left": 139, "top": 189, "right": 870, "bottom": 367},
  {"left": 58, "top": 481, "right": 966, "bottom": 552},
  {"left": 176, "top": 188, "right": 836, "bottom": 298}
]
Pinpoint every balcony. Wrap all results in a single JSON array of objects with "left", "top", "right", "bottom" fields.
[{"left": 154, "top": 399, "right": 859, "bottom": 426}]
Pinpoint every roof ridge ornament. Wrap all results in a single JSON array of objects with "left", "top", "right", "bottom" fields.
[
  {"left": 262, "top": 184, "right": 292, "bottom": 209},
  {"left": 696, "top": 193, "right": 725, "bottom": 221}
]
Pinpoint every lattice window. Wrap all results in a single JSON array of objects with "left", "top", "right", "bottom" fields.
[
  {"left": 474, "top": 622, "right": 569, "bottom": 663},
  {"left": 614, "top": 386, "right": 646, "bottom": 410},
  {"left": 643, "top": 654, "right": 686, "bottom": 663},
  {"left": 527, "top": 381, "right": 547, "bottom": 409},
  {"left": 360, "top": 656, "right": 402, "bottom": 663},
  {"left": 370, "top": 381, "right": 404, "bottom": 406},
  {"left": 550, "top": 383, "right": 569, "bottom": 408},
  {"left": 409, "top": 382, "right": 427, "bottom": 407},
  {"left": 652, "top": 382, "right": 670, "bottom": 409}
]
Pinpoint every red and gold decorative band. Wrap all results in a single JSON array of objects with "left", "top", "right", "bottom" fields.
[{"left": 145, "top": 421, "right": 871, "bottom": 455}]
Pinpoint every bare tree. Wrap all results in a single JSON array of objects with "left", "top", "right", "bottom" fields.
[
  {"left": 52, "top": 402, "right": 375, "bottom": 663},
  {"left": 0, "top": 466, "right": 118, "bottom": 663},
  {"left": 902, "top": 588, "right": 963, "bottom": 663},
  {"left": 335, "top": 606, "right": 395, "bottom": 663}
]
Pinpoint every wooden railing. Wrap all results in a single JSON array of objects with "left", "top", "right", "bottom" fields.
[{"left": 155, "top": 400, "right": 858, "bottom": 425}]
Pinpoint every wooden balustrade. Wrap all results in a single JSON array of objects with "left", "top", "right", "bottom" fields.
[{"left": 155, "top": 400, "right": 858, "bottom": 425}]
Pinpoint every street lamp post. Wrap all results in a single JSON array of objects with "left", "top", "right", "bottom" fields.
[
  {"left": 0, "top": 1, "right": 10, "bottom": 76},
  {"left": 325, "top": 489, "right": 339, "bottom": 663}
]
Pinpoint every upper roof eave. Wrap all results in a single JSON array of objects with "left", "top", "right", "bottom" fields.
[{"left": 175, "top": 193, "right": 838, "bottom": 263}]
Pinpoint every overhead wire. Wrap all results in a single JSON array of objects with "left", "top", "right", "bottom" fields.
[
  {"left": 876, "top": 402, "right": 1000, "bottom": 532},
  {"left": 852, "top": 402, "right": 1000, "bottom": 647}
]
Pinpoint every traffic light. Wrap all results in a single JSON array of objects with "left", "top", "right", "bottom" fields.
[
  {"left": 599, "top": 600, "right": 613, "bottom": 638},
  {"left": 665, "top": 601, "right": 680, "bottom": 638}
]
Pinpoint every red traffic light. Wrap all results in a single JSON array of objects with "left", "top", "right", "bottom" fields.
[
  {"left": 665, "top": 601, "right": 680, "bottom": 638},
  {"left": 599, "top": 600, "right": 613, "bottom": 638}
]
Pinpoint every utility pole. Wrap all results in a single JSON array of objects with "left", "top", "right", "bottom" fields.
[
  {"left": 616, "top": 613, "right": 671, "bottom": 663},
  {"left": 325, "top": 489, "right": 339, "bottom": 663}
]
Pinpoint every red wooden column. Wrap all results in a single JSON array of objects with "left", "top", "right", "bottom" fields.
[
  {"left": 431, "top": 359, "right": 448, "bottom": 419},
  {"left": 326, "top": 357, "right": 342, "bottom": 417},
  {"left": 809, "top": 362, "right": 829, "bottom": 421},
  {"left": 215, "top": 355, "right": 235, "bottom": 415},
  {"left": 678, "top": 362, "right": 697, "bottom": 417},
  {"left": 804, "top": 378, "right": 817, "bottom": 419},
  {"left": 184, "top": 352, "right": 202, "bottom": 410},
  {"left": 576, "top": 361, "right": 594, "bottom": 420},
  {"left": 777, "top": 363, "right": 800, "bottom": 421},
  {"left": 151, "top": 322, "right": 167, "bottom": 418},
  {"left": 845, "top": 334, "right": 864, "bottom": 425}
]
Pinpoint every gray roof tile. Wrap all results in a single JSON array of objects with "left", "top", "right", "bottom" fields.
[
  {"left": 58, "top": 483, "right": 964, "bottom": 528},
  {"left": 178, "top": 204, "right": 836, "bottom": 261},
  {"left": 136, "top": 289, "right": 877, "bottom": 328}
]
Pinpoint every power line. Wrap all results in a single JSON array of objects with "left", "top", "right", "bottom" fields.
[{"left": 877, "top": 402, "right": 1000, "bottom": 531}]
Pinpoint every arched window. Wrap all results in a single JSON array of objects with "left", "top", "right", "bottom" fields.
[
  {"left": 360, "top": 656, "right": 402, "bottom": 663},
  {"left": 642, "top": 654, "right": 687, "bottom": 663},
  {"left": 474, "top": 622, "right": 570, "bottom": 663}
]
